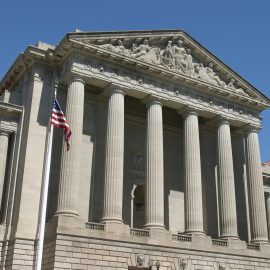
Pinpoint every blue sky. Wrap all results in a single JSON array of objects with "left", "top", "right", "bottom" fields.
[{"left": 1, "top": 0, "right": 270, "bottom": 161}]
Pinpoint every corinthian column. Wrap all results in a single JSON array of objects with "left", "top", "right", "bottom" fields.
[
  {"left": 0, "top": 130, "right": 9, "bottom": 210},
  {"left": 216, "top": 119, "right": 238, "bottom": 239},
  {"left": 265, "top": 193, "right": 270, "bottom": 240},
  {"left": 102, "top": 87, "right": 125, "bottom": 223},
  {"left": 245, "top": 128, "right": 268, "bottom": 243},
  {"left": 145, "top": 98, "right": 164, "bottom": 229},
  {"left": 56, "top": 75, "right": 85, "bottom": 216},
  {"left": 183, "top": 110, "right": 204, "bottom": 234}
]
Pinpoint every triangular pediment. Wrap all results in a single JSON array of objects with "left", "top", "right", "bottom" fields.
[{"left": 68, "top": 30, "right": 269, "bottom": 105}]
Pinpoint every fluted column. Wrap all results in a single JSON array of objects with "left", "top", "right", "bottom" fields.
[
  {"left": 183, "top": 110, "right": 204, "bottom": 234},
  {"left": 145, "top": 98, "right": 164, "bottom": 229},
  {"left": 265, "top": 193, "right": 270, "bottom": 240},
  {"left": 56, "top": 75, "right": 85, "bottom": 216},
  {"left": 102, "top": 87, "right": 125, "bottom": 223},
  {"left": 0, "top": 130, "right": 9, "bottom": 210},
  {"left": 216, "top": 119, "right": 238, "bottom": 239},
  {"left": 245, "top": 128, "right": 268, "bottom": 243}
]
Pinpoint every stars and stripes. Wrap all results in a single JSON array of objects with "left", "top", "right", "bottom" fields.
[{"left": 51, "top": 98, "right": 71, "bottom": 150}]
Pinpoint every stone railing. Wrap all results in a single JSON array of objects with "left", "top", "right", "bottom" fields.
[
  {"left": 172, "top": 234, "right": 192, "bottom": 242},
  {"left": 130, "top": 228, "right": 150, "bottom": 237},
  {"left": 86, "top": 222, "right": 105, "bottom": 231},
  {"left": 212, "top": 239, "right": 228, "bottom": 247},
  {"left": 246, "top": 243, "right": 260, "bottom": 251}
]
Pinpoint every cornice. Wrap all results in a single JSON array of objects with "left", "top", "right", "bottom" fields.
[
  {"left": 66, "top": 52, "right": 262, "bottom": 127},
  {"left": 66, "top": 32, "right": 270, "bottom": 107},
  {"left": 0, "top": 101, "right": 23, "bottom": 114},
  {"left": 1, "top": 29, "right": 269, "bottom": 113}
]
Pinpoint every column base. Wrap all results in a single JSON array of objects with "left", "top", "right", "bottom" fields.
[
  {"left": 191, "top": 234, "right": 212, "bottom": 248},
  {"left": 147, "top": 227, "right": 171, "bottom": 242},
  {"left": 54, "top": 210, "right": 79, "bottom": 217},
  {"left": 184, "top": 229, "right": 205, "bottom": 235},
  {"left": 100, "top": 217, "right": 124, "bottom": 224},
  {"left": 259, "top": 242, "right": 270, "bottom": 253},
  {"left": 102, "top": 221, "right": 130, "bottom": 235},
  {"left": 227, "top": 238, "right": 246, "bottom": 250},
  {"left": 219, "top": 234, "right": 239, "bottom": 240},
  {"left": 144, "top": 223, "right": 165, "bottom": 230},
  {"left": 250, "top": 237, "right": 269, "bottom": 244}
]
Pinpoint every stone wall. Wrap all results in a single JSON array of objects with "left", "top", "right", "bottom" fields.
[{"left": 42, "top": 232, "right": 270, "bottom": 270}]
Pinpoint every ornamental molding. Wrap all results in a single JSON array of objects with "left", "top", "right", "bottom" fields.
[
  {"left": 66, "top": 53, "right": 261, "bottom": 127},
  {"left": 0, "top": 120, "right": 18, "bottom": 134},
  {"left": 99, "top": 39, "right": 248, "bottom": 96},
  {"left": 68, "top": 31, "right": 268, "bottom": 107}
]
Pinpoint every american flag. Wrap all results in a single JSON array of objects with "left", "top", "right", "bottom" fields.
[{"left": 51, "top": 98, "right": 71, "bottom": 150}]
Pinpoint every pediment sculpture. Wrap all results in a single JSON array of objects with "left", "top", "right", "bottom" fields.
[{"left": 99, "top": 39, "right": 249, "bottom": 97}]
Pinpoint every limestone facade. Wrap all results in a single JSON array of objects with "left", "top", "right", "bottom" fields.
[{"left": 0, "top": 30, "right": 270, "bottom": 269}]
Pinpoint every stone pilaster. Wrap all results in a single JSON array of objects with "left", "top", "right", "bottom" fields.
[
  {"left": 145, "top": 98, "right": 164, "bottom": 229},
  {"left": 56, "top": 75, "right": 85, "bottom": 216},
  {"left": 0, "top": 130, "right": 9, "bottom": 211},
  {"left": 102, "top": 87, "right": 125, "bottom": 223},
  {"left": 183, "top": 110, "right": 204, "bottom": 234},
  {"left": 216, "top": 119, "right": 238, "bottom": 239},
  {"left": 265, "top": 193, "right": 270, "bottom": 240},
  {"left": 245, "top": 128, "right": 268, "bottom": 243}
]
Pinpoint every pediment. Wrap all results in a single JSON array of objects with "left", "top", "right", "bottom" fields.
[{"left": 68, "top": 30, "right": 269, "bottom": 105}]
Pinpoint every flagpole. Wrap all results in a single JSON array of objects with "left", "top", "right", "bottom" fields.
[
  {"left": 36, "top": 85, "right": 57, "bottom": 270},
  {"left": 36, "top": 123, "right": 54, "bottom": 270}
]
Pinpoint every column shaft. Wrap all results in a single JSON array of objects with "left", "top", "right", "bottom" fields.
[
  {"left": 0, "top": 130, "right": 9, "bottom": 211},
  {"left": 183, "top": 111, "right": 204, "bottom": 234},
  {"left": 217, "top": 120, "right": 238, "bottom": 238},
  {"left": 265, "top": 193, "right": 270, "bottom": 240},
  {"left": 56, "top": 76, "right": 85, "bottom": 216},
  {"left": 145, "top": 99, "right": 164, "bottom": 229},
  {"left": 245, "top": 129, "right": 268, "bottom": 243},
  {"left": 102, "top": 89, "right": 125, "bottom": 223}
]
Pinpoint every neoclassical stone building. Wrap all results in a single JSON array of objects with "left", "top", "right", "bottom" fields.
[{"left": 0, "top": 29, "right": 270, "bottom": 269}]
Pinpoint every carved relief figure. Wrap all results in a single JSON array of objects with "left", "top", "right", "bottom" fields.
[
  {"left": 172, "top": 39, "right": 186, "bottom": 71},
  {"left": 182, "top": 48, "right": 195, "bottom": 77},
  {"left": 161, "top": 40, "right": 174, "bottom": 68},
  {"left": 194, "top": 63, "right": 224, "bottom": 87},
  {"left": 226, "top": 79, "right": 248, "bottom": 96},
  {"left": 100, "top": 40, "right": 130, "bottom": 56},
  {"left": 205, "top": 63, "right": 225, "bottom": 87},
  {"left": 131, "top": 39, "right": 150, "bottom": 59},
  {"left": 98, "top": 38, "right": 249, "bottom": 96}
]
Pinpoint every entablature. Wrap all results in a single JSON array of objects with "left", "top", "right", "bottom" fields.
[{"left": 59, "top": 50, "right": 262, "bottom": 128}]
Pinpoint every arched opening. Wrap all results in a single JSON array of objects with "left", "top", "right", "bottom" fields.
[{"left": 132, "top": 185, "right": 145, "bottom": 229}]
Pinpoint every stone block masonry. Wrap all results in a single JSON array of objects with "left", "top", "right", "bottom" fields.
[{"left": 40, "top": 233, "right": 270, "bottom": 270}]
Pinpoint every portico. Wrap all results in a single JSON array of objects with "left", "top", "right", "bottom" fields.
[
  {"left": 1, "top": 29, "right": 270, "bottom": 269},
  {"left": 53, "top": 65, "right": 268, "bottom": 244}
]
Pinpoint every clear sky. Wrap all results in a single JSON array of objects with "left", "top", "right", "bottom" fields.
[{"left": 1, "top": 0, "right": 269, "bottom": 161}]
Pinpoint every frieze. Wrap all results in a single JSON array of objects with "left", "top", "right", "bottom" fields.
[
  {"left": 98, "top": 39, "right": 250, "bottom": 98},
  {"left": 78, "top": 55, "right": 260, "bottom": 125}
]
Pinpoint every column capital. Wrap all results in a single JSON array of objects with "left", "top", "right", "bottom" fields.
[
  {"left": 244, "top": 124, "right": 260, "bottom": 134},
  {"left": 178, "top": 106, "right": 201, "bottom": 118},
  {"left": 0, "top": 130, "right": 10, "bottom": 137},
  {"left": 110, "top": 85, "right": 125, "bottom": 96},
  {"left": 104, "top": 84, "right": 125, "bottom": 97},
  {"left": 216, "top": 116, "right": 230, "bottom": 126},
  {"left": 69, "top": 73, "right": 86, "bottom": 85},
  {"left": 142, "top": 94, "right": 163, "bottom": 107}
]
